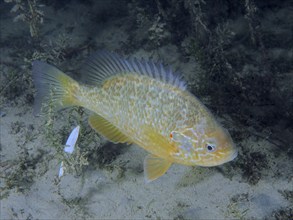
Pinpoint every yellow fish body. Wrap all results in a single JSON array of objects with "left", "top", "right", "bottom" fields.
[{"left": 32, "top": 52, "right": 237, "bottom": 182}]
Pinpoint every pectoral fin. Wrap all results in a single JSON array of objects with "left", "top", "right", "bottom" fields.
[
  {"left": 144, "top": 154, "right": 172, "bottom": 183},
  {"left": 88, "top": 114, "right": 132, "bottom": 144},
  {"left": 142, "top": 124, "right": 177, "bottom": 155}
]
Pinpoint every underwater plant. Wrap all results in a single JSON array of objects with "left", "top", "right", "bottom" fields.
[
  {"left": 4, "top": 0, "right": 44, "bottom": 38},
  {"left": 148, "top": 16, "right": 170, "bottom": 47}
]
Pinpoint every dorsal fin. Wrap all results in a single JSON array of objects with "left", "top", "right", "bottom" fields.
[{"left": 81, "top": 51, "right": 186, "bottom": 90}]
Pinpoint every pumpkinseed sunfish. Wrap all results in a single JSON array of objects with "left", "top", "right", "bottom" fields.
[{"left": 32, "top": 51, "right": 237, "bottom": 182}]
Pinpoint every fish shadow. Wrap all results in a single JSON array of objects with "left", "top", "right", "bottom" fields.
[
  {"left": 176, "top": 166, "right": 217, "bottom": 188},
  {"left": 87, "top": 142, "right": 129, "bottom": 169}
]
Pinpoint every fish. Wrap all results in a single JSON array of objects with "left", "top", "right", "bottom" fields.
[{"left": 32, "top": 51, "right": 237, "bottom": 182}]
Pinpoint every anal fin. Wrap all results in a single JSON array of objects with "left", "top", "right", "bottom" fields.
[
  {"left": 88, "top": 114, "right": 131, "bottom": 144},
  {"left": 144, "top": 154, "right": 172, "bottom": 183}
]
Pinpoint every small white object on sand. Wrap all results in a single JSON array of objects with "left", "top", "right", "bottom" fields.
[
  {"left": 58, "top": 161, "right": 64, "bottom": 178},
  {"left": 58, "top": 126, "right": 80, "bottom": 178},
  {"left": 64, "top": 126, "right": 80, "bottom": 154}
]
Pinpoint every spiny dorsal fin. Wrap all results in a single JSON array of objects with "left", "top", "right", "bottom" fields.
[
  {"left": 88, "top": 114, "right": 132, "bottom": 144},
  {"left": 81, "top": 51, "right": 186, "bottom": 90},
  {"left": 144, "top": 154, "right": 172, "bottom": 183}
]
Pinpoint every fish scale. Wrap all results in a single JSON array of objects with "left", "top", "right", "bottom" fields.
[{"left": 32, "top": 51, "right": 237, "bottom": 182}]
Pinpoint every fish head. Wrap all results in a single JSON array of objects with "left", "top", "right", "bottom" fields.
[
  {"left": 170, "top": 121, "right": 237, "bottom": 166},
  {"left": 196, "top": 126, "right": 238, "bottom": 166}
]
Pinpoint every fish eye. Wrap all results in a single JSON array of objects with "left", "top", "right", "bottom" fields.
[{"left": 206, "top": 144, "right": 216, "bottom": 152}]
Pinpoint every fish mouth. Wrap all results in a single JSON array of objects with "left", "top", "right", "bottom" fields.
[
  {"left": 217, "top": 149, "right": 238, "bottom": 165},
  {"left": 200, "top": 149, "right": 238, "bottom": 167},
  {"left": 229, "top": 149, "right": 238, "bottom": 161}
]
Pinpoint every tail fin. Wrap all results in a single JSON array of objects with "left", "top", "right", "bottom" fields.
[{"left": 32, "top": 61, "right": 80, "bottom": 115}]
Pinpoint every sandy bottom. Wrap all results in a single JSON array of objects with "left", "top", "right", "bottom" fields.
[{"left": 1, "top": 106, "right": 292, "bottom": 219}]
